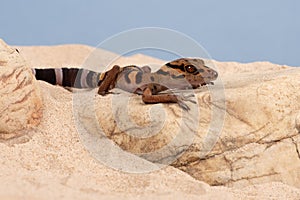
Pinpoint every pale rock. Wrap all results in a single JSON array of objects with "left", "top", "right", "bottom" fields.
[
  {"left": 0, "top": 39, "right": 42, "bottom": 140},
  {"left": 174, "top": 66, "right": 300, "bottom": 188}
]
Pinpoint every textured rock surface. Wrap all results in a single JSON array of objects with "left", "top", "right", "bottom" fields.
[
  {"left": 0, "top": 40, "right": 42, "bottom": 140},
  {"left": 174, "top": 67, "right": 300, "bottom": 188}
]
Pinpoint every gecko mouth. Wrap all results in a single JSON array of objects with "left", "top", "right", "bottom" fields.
[
  {"left": 190, "top": 82, "right": 205, "bottom": 89},
  {"left": 190, "top": 77, "right": 216, "bottom": 88}
]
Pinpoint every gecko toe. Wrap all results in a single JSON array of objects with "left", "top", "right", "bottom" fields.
[{"left": 178, "top": 101, "right": 190, "bottom": 111}]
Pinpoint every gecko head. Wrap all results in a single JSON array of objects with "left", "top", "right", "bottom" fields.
[{"left": 157, "top": 58, "right": 218, "bottom": 89}]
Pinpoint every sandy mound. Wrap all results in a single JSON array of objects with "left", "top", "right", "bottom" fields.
[
  {"left": 1, "top": 42, "right": 300, "bottom": 199},
  {"left": 15, "top": 45, "right": 164, "bottom": 70}
]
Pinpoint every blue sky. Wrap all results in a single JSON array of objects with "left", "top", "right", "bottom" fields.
[{"left": 1, "top": 0, "right": 299, "bottom": 66}]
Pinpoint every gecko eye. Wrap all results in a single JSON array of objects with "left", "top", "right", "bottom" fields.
[{"left": 185, "top": 65, "right": 197, "bottom": 73}]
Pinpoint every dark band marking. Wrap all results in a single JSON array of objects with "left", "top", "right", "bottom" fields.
[
  {"left": 165, "top": 62, "right": 185, "bottom": 72},
  {"left": 62, "top": 68, "right": 79, "bottom": 87},
  {"left": 156, "top": 69, "right": 169, "bottom": 76},
  {"left": 86, "top": 71, "right": 94, "bottom": 87},
  {"left": 86, "top": 71, "right": 98, "bottom": 87},
  {"left": 171, "top": 74, "right": 185, "bottom": 79},
  {"left": 150, "top": 76, "right": 155, "bottom": 82},
  {"left": 124, "top": 71, "right": 131, "bottom": 84},
  {"left": 35, "top": 69, "right": 56, "bottom": 85},
  {"left": 74, "top": 69, "right": 83, "bottom": 88},
  {"left": 135, "top": 71, "right": 143, "bottom": 84}
]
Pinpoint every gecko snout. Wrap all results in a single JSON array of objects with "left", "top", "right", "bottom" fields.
[
  {"left": 212, "top": 70, "right": 218, "bottom": 78},
  {"left": 206, "top": 68, "right": 218, "bottom": 81}
]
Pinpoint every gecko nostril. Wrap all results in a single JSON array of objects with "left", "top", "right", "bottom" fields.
[{"left": 213, "top": 71, "right": 218, "bottom": 78}]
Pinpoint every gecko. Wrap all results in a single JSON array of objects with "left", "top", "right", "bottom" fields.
[{"left": 31, "top": 58, "right": 218, "bottom": 110}]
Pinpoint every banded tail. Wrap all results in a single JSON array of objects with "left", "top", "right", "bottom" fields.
[{"left": 32, "top": 68, "right": 101, "bottom": 88}]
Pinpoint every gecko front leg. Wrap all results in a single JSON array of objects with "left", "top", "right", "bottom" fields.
[{"left": 142, "top": 86, "right": 196, "bottom": 111}]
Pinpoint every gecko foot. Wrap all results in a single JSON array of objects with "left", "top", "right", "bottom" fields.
[{"left": 176, "top": 93, "right": 197, "bottom": 111}]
